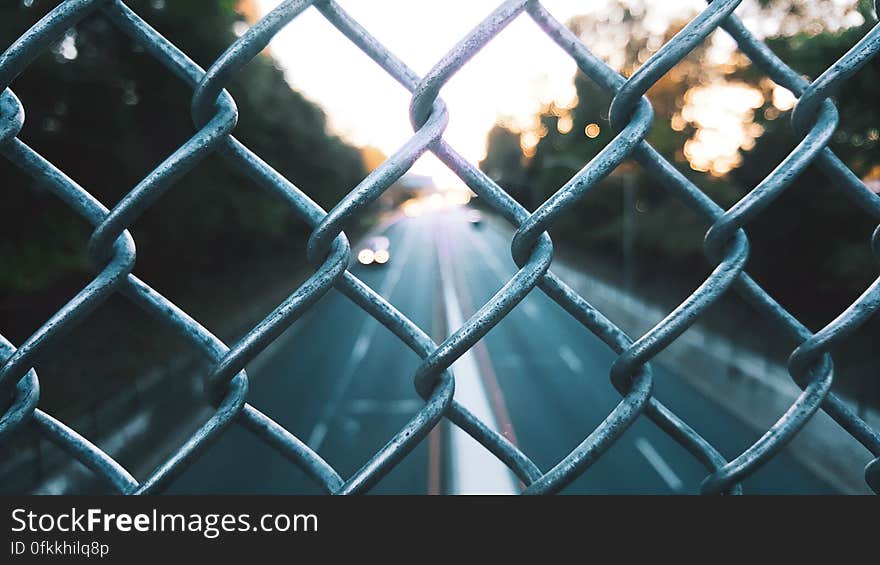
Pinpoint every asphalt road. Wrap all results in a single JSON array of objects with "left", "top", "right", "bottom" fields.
[{"left": 168, "top": 209, "right": 835, "bottom": 494}]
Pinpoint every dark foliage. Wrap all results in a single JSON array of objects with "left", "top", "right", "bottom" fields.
[{"left": 0, "top": 0, "right": 366, "bottom": 301}]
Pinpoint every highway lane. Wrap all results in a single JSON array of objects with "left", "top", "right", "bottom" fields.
[
  {"left": 168, "top": 209, "right": 834, "bottom": 494},
  {"left": 169, "top": 218, "right": 440, "bottom": 494},
  {"left": 441, "top": 210, "right": 833, "bottom": 494}
]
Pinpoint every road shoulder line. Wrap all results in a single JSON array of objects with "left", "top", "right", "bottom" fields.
[
  {"left": 634, "top": 437, "right": 684, "bottom": 493},
  {"left": 435, "top": 224, "right": 518, "bottom": 495}
]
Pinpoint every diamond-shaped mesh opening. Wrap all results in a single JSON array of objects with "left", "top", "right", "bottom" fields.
[{"left": 1, "top": 0, "right": 879, "bottom": 496}]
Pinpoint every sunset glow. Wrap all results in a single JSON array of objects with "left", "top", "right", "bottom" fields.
[
  {"left": 253, "top": 0, "right": 718, "bottom": 188},
  {"left": 678, "top": 82, "right": 766, "bottom": 176}
]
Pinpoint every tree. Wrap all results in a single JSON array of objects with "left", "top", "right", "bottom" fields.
[
  {"left": 0, "top": 0, "right": 366, "bottom": 298},
  {"left": 479, "top": 0, "right": 880, "bottom": 399}
]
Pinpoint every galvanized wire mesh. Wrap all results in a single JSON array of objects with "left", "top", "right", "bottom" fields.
[{"left": 2, "top": 0, "right": 879, "bottom": 495}]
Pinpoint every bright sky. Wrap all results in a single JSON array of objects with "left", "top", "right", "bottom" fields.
[{"left": 254, "top": 0, "right": 703, "bottom": 190}]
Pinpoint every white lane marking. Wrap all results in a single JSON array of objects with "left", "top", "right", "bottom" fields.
[
  {"left": 521, "top": 301, "right": 540, "bottom": 321},
  {"left": 437, "top": 228, "right": 518, "bottom": 495},
  {"left": 307, "top": 307, "right": 380, "bottom": 449},
  {"left": 635, "top": 437, "right": 684, "bottom": 493},
  {"left": 34, "top": 412, "right": 151, "bottom": 494},
  {"left": 348, "top": 398, "right": 423, "bottom": 415},
  {"left": 470, "top": 217, "right": 690, "bottom": 494},
  {"left": 557, "top": 345, "right": 583, "bottom": 374},
  {"left": 306, "top": 222, "right": 418, "bottom": 451},
  {"left": 468, "top": 222, "right": 541, "bottom": 323},
  {"left": 308, "top": 421, "right": 330, "bottom": 451},
  {"left": 351, "top": 333, "right": 370, "bottom": 363}
]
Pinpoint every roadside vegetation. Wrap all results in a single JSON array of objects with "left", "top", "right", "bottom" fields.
[
  {"left": 0, "top": 1, "right": 367, "bottom": 420},
  {"left": 480, "top": 0, "right": 880, "bottom": 404}
]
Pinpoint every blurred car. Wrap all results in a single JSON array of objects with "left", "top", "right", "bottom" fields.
[
  {"left": 357, "top": 236, "right": 391, "bottom": 266},
  {"left": 467, "top": 209, "right": 483, "bottom": 228}
]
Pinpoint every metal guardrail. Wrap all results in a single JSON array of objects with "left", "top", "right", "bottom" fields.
[{"left": 1, "top": 0, "right": 879, "bottom": 495}]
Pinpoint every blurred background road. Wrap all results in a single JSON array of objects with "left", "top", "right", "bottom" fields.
[
  {"left": 168, "top": 210, "right": 834, "bottom": 494},
  {"left": 4, "top": 0, "right": 877, "bottom": 495}
]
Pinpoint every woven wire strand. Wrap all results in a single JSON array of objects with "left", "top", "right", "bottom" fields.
[{"left": 0, "top": 0, "right": 878, "bottom": 495}]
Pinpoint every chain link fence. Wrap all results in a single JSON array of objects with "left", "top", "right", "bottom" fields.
[{"left": 1, "top": 0, "right": 879, "bottom": 495}]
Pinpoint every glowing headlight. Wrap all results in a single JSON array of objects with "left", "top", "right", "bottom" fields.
[
  {"left": 374, "top": 249, "right": 390, "bottom": 264},
  {"left": 357, "top": 249, "right": 375, "bottom": 264}
]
